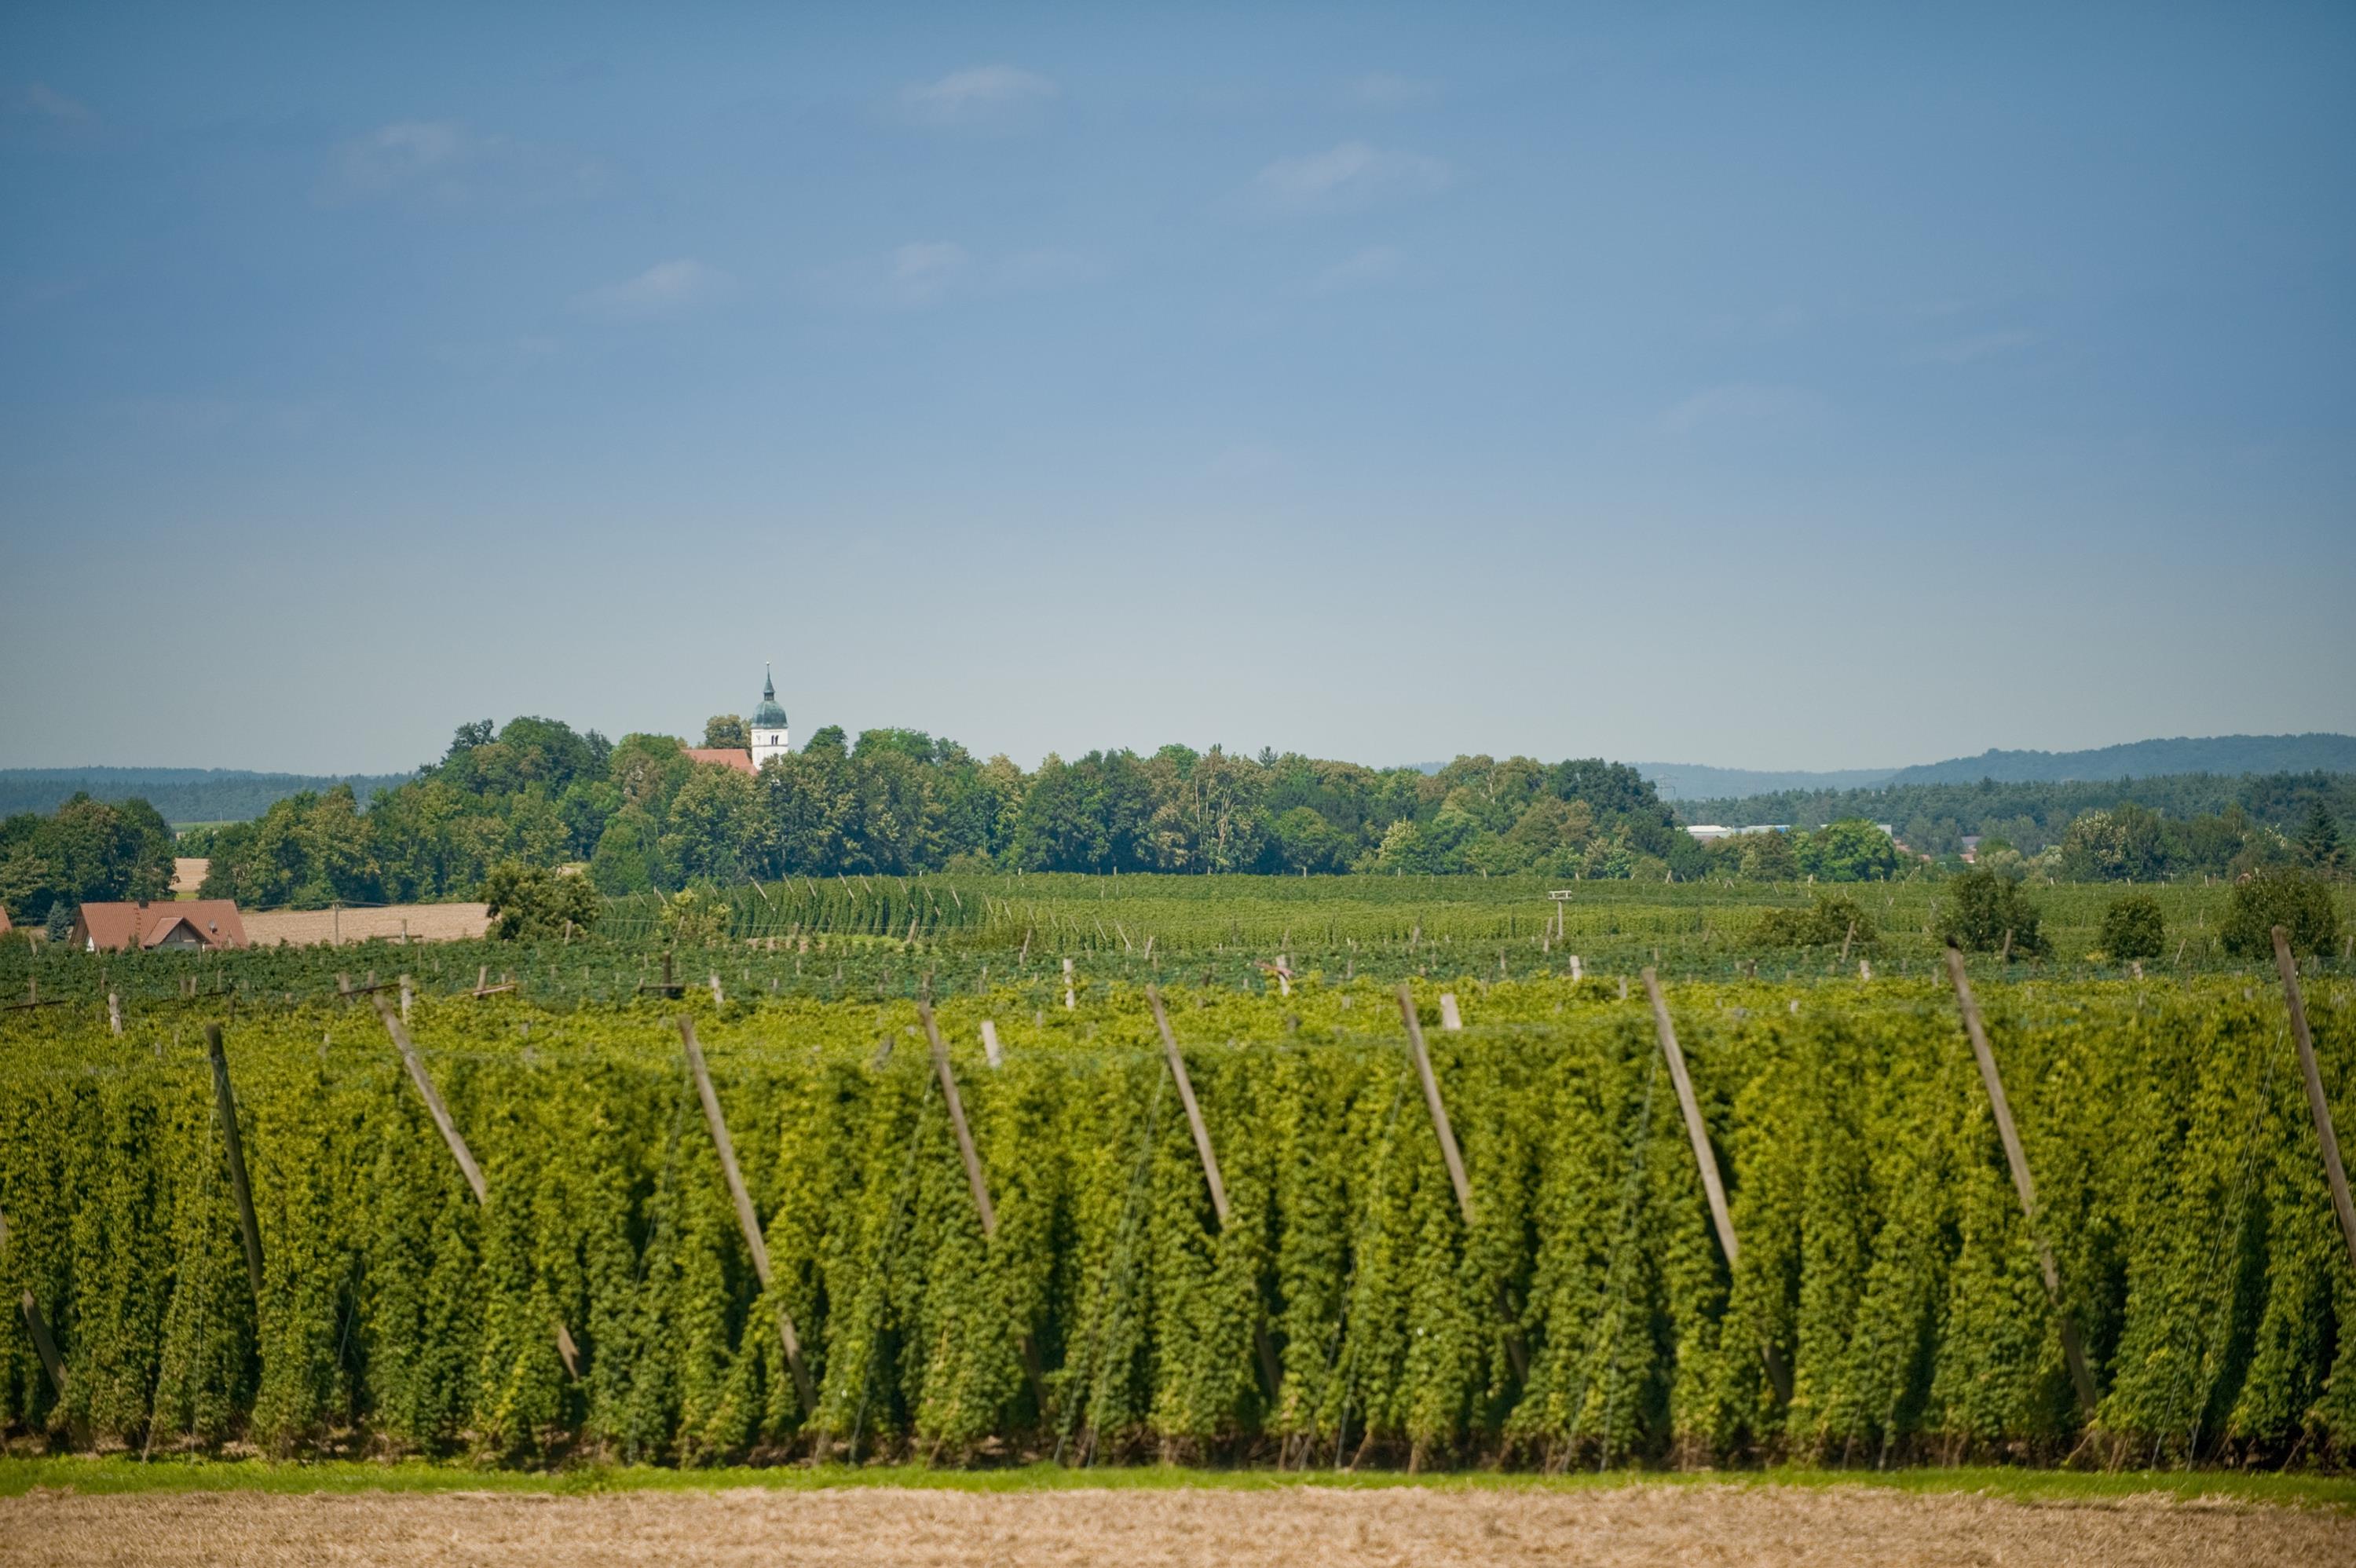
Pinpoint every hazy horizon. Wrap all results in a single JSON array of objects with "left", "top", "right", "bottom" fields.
[{"left": 5, "top": 6, "right": 2351, "bottom": 773}]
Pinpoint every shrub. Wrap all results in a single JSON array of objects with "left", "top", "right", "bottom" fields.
[
  {"left": 2220, "top": 867, "right": 2341, "bottom": 959},
  {"left": 1942, "top": 868, "right": 2047, "bottom": 957},
  {"left": 659, "top": 886, "right": 728, "bottom": 945},
  {"left": 479, "top": 860, "right": 601, "bottom": 941},
  {"left": 1755, "top": 893, "right": 1876, "bottom": 948},
  {"left": 2099, "top": 893, "right": 2166, "bottom": 963}
]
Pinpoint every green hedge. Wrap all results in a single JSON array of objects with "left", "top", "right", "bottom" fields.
[{"left": 3, "top": 974, "right": 2351, "bottom": 1468}]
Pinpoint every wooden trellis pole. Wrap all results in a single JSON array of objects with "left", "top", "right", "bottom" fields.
[
  {"left": 1944, "top": 946, "right": 2098, "bottom": 1417},
  {"left": 1148, "top": 985, "right": 1283, "bottom": 1398},
  {"left": 2274, "top": 926, "right": 2356, "bottom": 1277},
  {"left": 203, "top": 1025, "right": 265, "bottom": 1303},
  {"left": 3, "top": 1202, "right": 66, "bottom": 1399},
  {"left": 1394, "top": 985, "right": 1527, "bottom": 1380},
  {"left": 917, "top": 1001, "right": 1050, "bottom": 1414},
  {"left": 19, "top": 1291, "right": 65, "bottom": 1398},
  {"left": 923, "top": 1005, "right": 997, "bottom": 1234},
  {"left": 1641, "top": 970, "right": 1793, "bottom": 1402},
  {"left": 371, "top": 994, "right": 580, "bottom": 1379},
  {"left": 677, "top": 1016, "right": 816, "bottom": 1413}
]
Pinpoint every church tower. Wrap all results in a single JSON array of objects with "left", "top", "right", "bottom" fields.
[{"left": 750, "top": 665, "right": 790, "bottom": 770}]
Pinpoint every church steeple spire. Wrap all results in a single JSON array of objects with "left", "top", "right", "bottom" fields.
[{"left": 750, "top": 663, "right": 790, "bottom": 768}]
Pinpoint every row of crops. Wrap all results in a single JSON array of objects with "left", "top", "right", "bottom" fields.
[
  {"left": 4, "top": 971, "right": 2351, "bottom": 1469},
  {"left": 604, "top": 871, "right": 2324, "bottom": 964},
  {"left": 6, "top": 873, "right": 2346, "bottom": 1018}
]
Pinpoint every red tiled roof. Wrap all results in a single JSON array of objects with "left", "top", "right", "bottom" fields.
[
  {"left": 75, "top": 899, "right": 249, "bottom": 952},
  {"left": 684, "top": 747, "right": 756, "bottom": 775}
]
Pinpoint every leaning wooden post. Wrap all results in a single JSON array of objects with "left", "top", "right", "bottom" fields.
[
  {"left": 372, "top": 993, "right": 485, "bottom": 1202},
  {"left": 2274, "top": 926, "right": 2356, "bottom": 1277},
  {"left": 1149, "top": 985, "right": 1283, "bottom": 1398},
  {"left": 1642, "top": 969, "right": 1793, "bottom": 1402},
  {"left": 3, "top": 1203, "right": 65, "bottom": 1398},
  {"left": 1397, "top": 985, "right": 1474, "bottom": 1222},
  {"left": 1944, "top": 945, "right": 2098, "bottom": 1416},
  {"left": 677, "top": 1016, "right": 817, "bottom": 1413},
  {"left": 18, "top": 1292, "right": 66, "bottom": 1398},
  {"left": 979, "top": 1018, "right": 1004, "bottom": 1069},
  {"left": 916, "top": 1000, "right": 1052, "bottom": 1414},
  {"left": 371, "top": 993, "right": 580, "bottom": 1378},
  {"left": 203, "top": 1025, "right": 265, "bottom": 1303},
  {"left": 1395, "top": 984, "right": 1527, "bottom": 1380},
  {"left": 921, "top": 1002, "right": 997, "bottom": 1234}
]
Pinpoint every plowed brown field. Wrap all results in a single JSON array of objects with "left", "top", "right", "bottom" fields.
[
  {"left": 239, "top": 903, "right": 488, "bottom": 946},
  {"left": 3, "top": 1482, "right": 2346, "bottom": 1567}
]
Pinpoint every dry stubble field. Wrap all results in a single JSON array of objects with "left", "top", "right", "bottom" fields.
[{"left": 4, "top": 1482, "right": 2352, "bottom": 1568}]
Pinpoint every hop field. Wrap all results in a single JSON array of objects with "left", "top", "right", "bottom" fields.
[{"left": 3, "top": 969, "right": 2351, "bottom": 1472}]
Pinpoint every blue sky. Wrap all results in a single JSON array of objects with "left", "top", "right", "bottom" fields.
[{"left": 3, "top": 4, "right": 2351, "bottom": 774}]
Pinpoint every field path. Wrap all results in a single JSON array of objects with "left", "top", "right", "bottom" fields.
[{"left": 4, "top": 1482, "right": 2347, "bottom": 1566}]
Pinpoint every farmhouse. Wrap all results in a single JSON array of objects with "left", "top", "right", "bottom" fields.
[
  {"left": 686, "top": 665, "right": 791, "bottom": 774},
  {"left": 73, "top": 898, "right": 249, "bottom": 953}
]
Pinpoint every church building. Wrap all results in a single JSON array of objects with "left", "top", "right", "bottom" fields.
[
  {"left": 750, "top": 666, "right": 790, "bottom": 769},
  {"left": 685, "top": 666, "right": 790, "bottom": 775}
]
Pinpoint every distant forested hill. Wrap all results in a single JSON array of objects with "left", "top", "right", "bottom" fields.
[
  {"left": 1679, "top": 769, "right": 2356, "bottom": 857},
  {"left": 1884, "top": 733, "right": 2356, "bottom": 785},
  {"left": 1636, "top": 762, "right": 1898, "bottom": 798},
  {"left": 0, "top": 767, "right": 411, "bottom": 825}
]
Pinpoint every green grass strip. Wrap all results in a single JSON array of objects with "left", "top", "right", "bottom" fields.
[{"left": 4, "top": 1457, "right": 2351, "bottom": 1510}]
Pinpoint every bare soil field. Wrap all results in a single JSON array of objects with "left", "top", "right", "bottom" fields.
[
  {"left": 3, "top": 1482, "right": 2347, "bottom": 1568},
  {"left": 240, "top": 903, "right": 488, "bottom": 946}
]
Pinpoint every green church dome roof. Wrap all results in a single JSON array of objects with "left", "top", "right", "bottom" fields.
[{"left": 752, "top": 667, "right": 788, "bottom": 730}]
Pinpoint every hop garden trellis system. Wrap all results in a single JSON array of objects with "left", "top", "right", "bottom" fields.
[{"left": 2, "top": 955, "right": 2353, "bottom": 1471}]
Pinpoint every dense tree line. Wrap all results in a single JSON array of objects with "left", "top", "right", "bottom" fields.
[
  {"left": 177, "top": 718, "right": 2356, "bottom": 912},
  {"left": 0, "top": 795, "right": 176, "bottom": 930},
  {"left": 1685, "top": 769, "right": 2356, "bottom": 857},
  {"left": 193, "top": 716, "right": 1707, "bottom": 908}
]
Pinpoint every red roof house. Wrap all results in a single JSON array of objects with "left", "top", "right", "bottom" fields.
[
  {"left": 684, "top": 747, "right": 756, "bottom": 775},
  {"left": 73, "top": 899, "right": 249, "bottom": 953}
]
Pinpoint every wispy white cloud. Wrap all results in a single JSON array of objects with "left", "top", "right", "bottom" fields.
[
  {"left": 1249, "top": 141, "right": 1450, "bottom": 215},
  {"left": 16, "top": 82, "right": 93, "bottom": 122},
  {"left": 1913, "top": 328, "right": 2036, "bottom": 365},
  {"left": 897, "top": 65, "right": 1057, "bottom": 128},
  {"left": 825, "top": 242, "right": 1099, "bottom": 309},
  {"left": 884, "top": 242, "right": 971, "bottom": 306},
  {"left": 993, "top": 248, "right": 1101, "bottom": 291},
  {"left": 572, "top": 260, "right": 730, "bottom": 320},
  {"left": 317, "top": 120, "right": 608, "bottom": 207},
  {"left": 1658, "top": 382, "right": 1826, "bottom": 436},
  {"left": 1693, "top": 304, "right": 1808, "bottom": 345},
  {"left": 1314, "top": 245, "right": 1404, "bottom": 292},
  {"left": 1347, "top": 73, "right": 1440, "bottom": 109}
]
